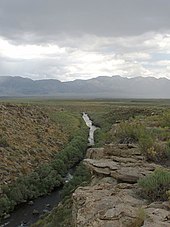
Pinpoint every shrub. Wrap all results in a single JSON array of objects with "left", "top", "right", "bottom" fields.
[
  {"left": 131, "top": 208, "right": 146, "bottom": 227},
  {"left": 0, "top": 121, "right": 88, "bottom": 218},
  {"left": 150, "top": 127, "right": 170, "bottom": 141},
  {"left": 138, "top": 168, "right": 170, "bottom": 201},
  {"left": 139, "top": 135, "right": 169, "bottom": 162},
  {"left": 161, "top": 111, "right": 170, "bottom": 128},
  {"left": 32, "top": 163, "right": 91, "bottom": 227},
  {"left": 166, "top": 190, "right": 170, "bottom": 201},
  {"left": 115, "top": 122, "right": 146, "bottom": 144},
  {"left": 166, "top": 140, "right": 170, "bottom": 159},
  {"left": 60, "top": 163, "right": 92, "bottom": 199},
  {"left": 138, "top": 134, "right": 154, "bottom": 159},
  {"left": 0, "top": 195, "right": 11, "bottom": 214},
  {"left": 0, "top": 136, "right": 9, "bottom": 147},
  {"left": 151, "top": 142, "right": 169, "bottom": 162}
]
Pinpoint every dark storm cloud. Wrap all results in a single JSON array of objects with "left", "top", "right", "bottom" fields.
[{"left": 0, "top": 0, "right": 170, "bottom": 43}]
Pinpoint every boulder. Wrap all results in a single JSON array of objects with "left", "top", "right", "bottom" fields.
[
  {"left": 32, "top": 209, "right": 39, "bottom": 215},
  {"left": 3, "top": 214, "right": 10, "bottom": 219},
  {"left": 111, "top": 166, "right": 151, "bottom": 183},
  {"left": 43, "top": 209, "right": 50, "bottom": 214},
  {"left": 28, "top": 200, "right": 34, "bottom": 205}
]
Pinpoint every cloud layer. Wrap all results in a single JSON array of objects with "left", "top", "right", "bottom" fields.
[{"left": 0, "top": 0, "right": 170, "bottom": 81}]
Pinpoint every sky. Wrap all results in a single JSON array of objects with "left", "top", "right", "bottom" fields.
[{"left": 0, "top": 0, "right": 170, "bottom": 81}]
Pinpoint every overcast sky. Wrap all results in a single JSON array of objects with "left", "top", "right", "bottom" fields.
[{"left": 0, "top": 0, "right": 170, "bottom": 81}]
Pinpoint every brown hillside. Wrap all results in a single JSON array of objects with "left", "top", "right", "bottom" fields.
[{"left": 0, "top": 104, "right": 68, "bottom": 186}]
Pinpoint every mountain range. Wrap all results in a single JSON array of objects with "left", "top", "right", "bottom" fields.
[{"left": 0, "top": 75, "right": 169, "bottom": 99}]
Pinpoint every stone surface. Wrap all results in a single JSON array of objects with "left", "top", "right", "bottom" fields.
[
  {"left": 86, "top": 148, "right": 105, "bottom": 159},
  {"left": 28, "top": 200, "right": 34, "bottom": 205},
  {"left": 3, "top": 214, "right": 10, "bottom": 219},
  {"left": 32, "top": 209, "right": 39, "bottom": 215},
  {"left": 84, "top": 159, "right": 118, "bottom": 176},
  {"left": 72, "top": 144, "right": 170, "bottom": 227},
  {"left": 84, "top": 143, "right": 161, "bottom": 182},
  {"left": 72, "top": 179, "right": 170, "bottom": 227},
  {"left": 143, "top": 208, "right": 170, "bottom": 227},
  {"left": 72, "top": 181, "right": 143, "bottom": 227}
]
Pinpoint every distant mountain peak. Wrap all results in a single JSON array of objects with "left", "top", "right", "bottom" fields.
[{"left": 0, "top": 75, "right": 169, "bottom": 98}]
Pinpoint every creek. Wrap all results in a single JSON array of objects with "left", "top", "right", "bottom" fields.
[
  {"left": 82, "top": 112, "right": 98, "bottom": 146},
  {"left": 0, "top": 113, "right": 97, "bottom": 227}
]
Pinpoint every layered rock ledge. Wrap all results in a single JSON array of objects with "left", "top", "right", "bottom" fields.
[{"left": 72, "top": 144, "right": 170, "bottom": 227}]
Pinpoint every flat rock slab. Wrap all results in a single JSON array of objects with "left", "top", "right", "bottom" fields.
[
  {"left": 84, "top": 158, "right": 155, "bottom": 183},
  {"left": 84, "top": 159, "right": 118, "bottom": 170},
  {"left": 111, "top": 166, "right": 152, "bottom": 183},
  {"left": 72, "top": 180, "right": 170, "bottom": 227}
]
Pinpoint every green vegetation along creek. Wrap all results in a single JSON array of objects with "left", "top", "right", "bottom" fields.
[{"left": 0, "top": 99, "right": 170, "bottom": 226}]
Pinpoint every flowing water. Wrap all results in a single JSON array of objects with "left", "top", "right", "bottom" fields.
[
  {"left": 82, "top": 112, "right": 98, "bottom": 146},
  {"left": 0, "top": 113, "right": 97, "bottom": 227}
]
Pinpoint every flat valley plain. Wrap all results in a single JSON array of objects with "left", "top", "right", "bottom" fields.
[
  {"left": 0, "top": 98, "right": 170, "bottom": 226},
  {"left": 0, "top": 98, "right": 170, "bottom": 186}
]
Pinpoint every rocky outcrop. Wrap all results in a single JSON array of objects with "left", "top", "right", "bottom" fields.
[
  {"left": 84, "top": 145, "right": 158, "bottom": 184},
  {"left": 72, "top": 179, "right": 170, "bottom": 227},
  {"left": 85, "top": 147, "right": 105, "bottom": 159},
  {"left": 72, "top": 144, "right": 170, "bottom": 227}
]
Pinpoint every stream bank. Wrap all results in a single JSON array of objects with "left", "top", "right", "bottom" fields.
[{"left": 0, "top": 113, "right": 96, "bottom": 227}]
